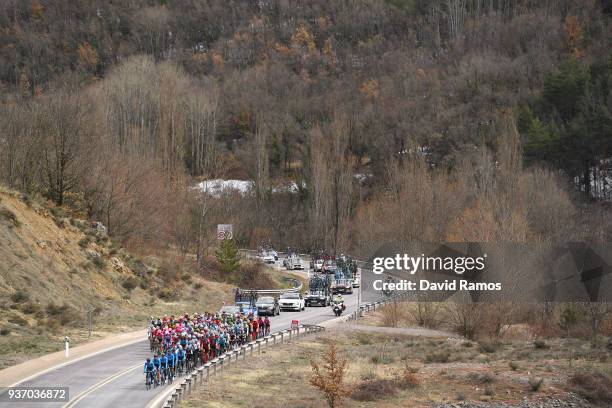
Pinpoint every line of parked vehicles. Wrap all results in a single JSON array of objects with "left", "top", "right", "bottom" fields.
[{"left": 222, "top": 247, "right": 361, "bottom": 317}]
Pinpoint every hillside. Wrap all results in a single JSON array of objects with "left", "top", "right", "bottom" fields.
[{"left": 0, "top": 186, "right": 239, "bottom": 369}]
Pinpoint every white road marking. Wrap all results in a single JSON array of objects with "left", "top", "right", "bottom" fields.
[{"left": 63, "top": 363, "right": 142, "bottom": 408}]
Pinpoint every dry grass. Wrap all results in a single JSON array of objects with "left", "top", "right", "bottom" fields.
[{"left": 181, "top": 328, "right": 609, "bottom": 407}]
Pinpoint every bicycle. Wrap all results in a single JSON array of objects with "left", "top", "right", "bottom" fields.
[
  {"left": 159, "top": 366, "right": 166, "bottom": 386},
  {"left": 176, "top": 359, "right": 185, "bottom": 376},
  {"left": 165, "top": 366, "right": 173, "bottom": 384},
  {"left": 145, "top": 371, "right": 155, "bottom": 390}
]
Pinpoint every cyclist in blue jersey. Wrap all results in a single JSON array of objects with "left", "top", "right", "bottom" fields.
[
  {"left": 152, "top": 354, "right": 161, "bottom": 386},
  {"left": 144, "top": 358, "right": 156, "bottom": 389},
  {"left": 176, "top": 346, "right": 186, "bottom": 375},
  {"left": 166, "top": 350, "right": 175, "bottom": 382},
  {"left": 159, "top": 353, "right": 168, "bottom": 385}
]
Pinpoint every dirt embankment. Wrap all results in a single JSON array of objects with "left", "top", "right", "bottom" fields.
[{"left": 0, "top": 186, "right": 236, "bottom": 369}]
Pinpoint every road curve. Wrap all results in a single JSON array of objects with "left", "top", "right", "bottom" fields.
[{"left": 0, "top": 263, "right": 359, "bottom": 408}]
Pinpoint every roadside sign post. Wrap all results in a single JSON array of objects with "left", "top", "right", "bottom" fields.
[
  {"left": 357, "top": 267, "right": 361, "bottom": 316},
  {"left": 87, "top": 309, "right": 93, "bottom": 338},
  {"left": 64, "top": 336, "right": 70, "bottom": 358},
  {"left": 217, "top": 224, "right": 233, "bottom": 240}
]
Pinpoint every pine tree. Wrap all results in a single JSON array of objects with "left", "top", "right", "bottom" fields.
[{"left": 215, "top": 239, "right": 240, "bottom": 275}]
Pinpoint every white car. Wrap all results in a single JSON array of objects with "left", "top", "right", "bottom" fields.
[
  {"left": 285, "top": 254, "right": 303, "bottom": 270},
  {"left": 260, "top": 251, "right": 276, "bottom": 264},
  {"left": 279, "top": 292, "right": 305, "bottom": 311}
]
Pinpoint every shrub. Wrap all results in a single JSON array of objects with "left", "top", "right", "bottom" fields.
[
  {"left": 425, "top": 350, "right": 450, "bottom": 363},
  {"left": 359, "top": 371, "right": 378, "bottom": 381},
  {"left": 49, "top": 206, "right": 65, "bottom": 218},
  {"left": 20, "top": 302, "right": 41, "bottom": 314},
  {"left": 569, "top": 371, "right": 612, "bottom": 405},
  {"left": 509, "top": 361, "right": 519, "bottom": 371},
  {"left": 46, "top": 303, "right": 78, "bottom": 326},
  {"left": 78, "top": 236, "right": 90, "bottom": 248},
  {"left": 54, "top": 217, "right": 67, "bottom": 229},
  {"left": 0, "top": 327, "right": 10, "bottom": 336},
  {"left": 122, "top": 277, "right": 138, "bottom": 291},
  {"left": 446, "top": 303, "right": 483, "bottom": 340},
  {"left": 92, "top": 256, "right": 106, "bottom": 269},
  {"left": 534, "top": 339, "right": 549, "bottom": 349},
  {"left": 8, "top": 315, "right": 27, "bottom": 325},
  {"left": 0, "top": 206, "right": 20, "bottom": 227},
  {"left": 10, "top": 290, "right": 29, "bottom": 303},
  {"left": 351, "top": 379, "right": 397, "bottom": 401},
  {"left": 381, "top": 302, "right": 405, "bottom": 327},
  {"left": 45, "top": 318, "right": 61, "bottom": 332},
  {"left": 529, "top": 377, "right": 544, "bottom": 392},
  {"left": 469, "top": 372, "right": 495, "bottom": 384},
  {"left": 158, "top": 288, "right": 176, "bottom": 300},
  {"left": 233, "top": 262, "right": 274, "bottom": 288},
  {"left": 193, "top": 282, "right": 203, "bottom": 290},
  {"left": 310, "top": 343, "right": 350, "bottom": 408},
  {"left": 400, "top": 364, "right": 420, "bottom": 388},
  {"left": 484, "top": 386, "right": 495, "bottom": 396},
  {"left": 479, "top": 342, "right": 498, "bottom": 353},
  {"left": 370, "top": 353, "right": 395, "bottom": 364}
]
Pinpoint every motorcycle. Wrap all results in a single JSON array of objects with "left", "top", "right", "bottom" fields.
[{"left": 332, "top": 303, "right": 346, "bottom": 316}]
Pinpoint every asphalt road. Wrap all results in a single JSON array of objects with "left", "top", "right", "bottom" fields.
[{"left": 1, "top": 262, "right": 359, "bottom": 408}]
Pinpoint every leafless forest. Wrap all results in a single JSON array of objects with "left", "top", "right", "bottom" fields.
[{"left": 0, "top": 0, "right": 611, "bottom": 259}]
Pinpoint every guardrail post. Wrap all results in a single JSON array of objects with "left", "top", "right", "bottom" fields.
[
  {"left": 218, "top": 356, "right": 224, "bottom": 371},
  {"left": 181, "top": 380, "right": 187, "bottom": 396},
  {"left": 250, "top": 343, "right": 254, "bottom": 356},
  {"left": 280, "top": 332, "right": 284, "bottom": 343},
  {"left": 185, "top": 376, "right": 192, "bottom": 394},
  {"left": 288, "top": 329, "right": 292, "bottom": 342}
]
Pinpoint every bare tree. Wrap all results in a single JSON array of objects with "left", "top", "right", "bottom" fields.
[{"left": 40, "top": 91, "right": 89, "bottom": 205}]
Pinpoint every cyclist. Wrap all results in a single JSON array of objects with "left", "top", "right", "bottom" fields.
[
  {"left": 166, "top": 350, "right": 175, "bottom": 381},
  {"left": 176, "top": 346, "right": 186, "bottom": 375},
  {"left": 144, "top": 358, "right": 156, "bottom": 388},
  {"left": 152, "top": 354, "right": 161, "bottom": 385},
  {"left": 159, "top": 353, "right": 168, "bottom": 384},
  {"left": 263, "top": 316, "right": 271, "bottom": 336}
]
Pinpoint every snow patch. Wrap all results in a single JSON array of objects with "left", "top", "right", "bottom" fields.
[{"left": 194, "top": 179, "right": 254, "bottom": 197}]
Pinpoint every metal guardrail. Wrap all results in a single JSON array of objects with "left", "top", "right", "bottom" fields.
[
  {"left": 158, "top": 324, "right": 325, "bottom": 408},
  {"left": 345, "top": 290, "right": 410, "bottom": 322}
]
